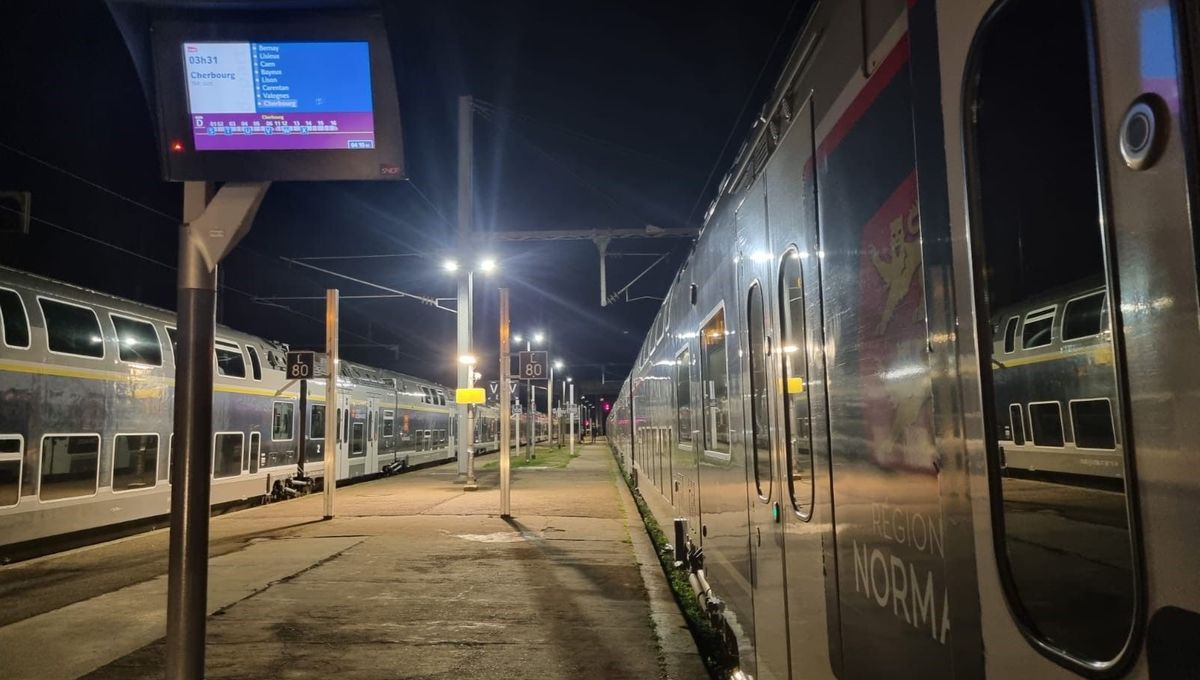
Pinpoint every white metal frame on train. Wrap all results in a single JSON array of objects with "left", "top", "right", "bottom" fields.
[
  {"left": 1020, "top": 304, "right": 1057, "bottom": 350},
  {"left": 36, "top": 296, "right": 107, "bottom": 361},
  {"left": 1066, "top": 397, "right": 1119, "bottom": 452},
  {"left": 0, "top": 286, "right": 31, "bottom": 349},
  {"left": 211, "top": 431, "right": 245, "bottom": 482},
  {"left": 0, "top": 434, "right": 23, "bottom": 508},
  {"left": 1061, "top": 290, "right": 1108, "bottom": 343},
  {"left": 1025, "top": 400, "right": 1065, "bottom": 448},
  {"left": 271, "top": 401, "right": 295, "bottom": 442},
  {"left": 107, "top": 311, "right": 164, "bottom": 368},
  {"left": 697, "top": 300, "right": 732, "bottom": 464},
  {"left": 109, "top": 432, "right": 161, "bottom": 495},
  {"left": 36, "top": 433, "right": 102, "bottom": 503},
  {"left": 215, "top": 339, "right": 248, "bottom": 380}
]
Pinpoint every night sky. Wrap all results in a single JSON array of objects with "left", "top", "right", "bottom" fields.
[{"left": 0, "top": 0, "right": 809, "bottom": 397}]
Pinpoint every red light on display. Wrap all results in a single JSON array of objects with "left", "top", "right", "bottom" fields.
[
  {"left": 170, "top": 140, "right": 185, "bottom": 152},
  {"left": 603, "top": 403, "right": 610, "bottom": 412}
]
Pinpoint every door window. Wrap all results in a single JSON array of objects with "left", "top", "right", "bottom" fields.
[
  {"left": 966, "top": 0, "right": 1138, "bottom": 666},
  {"left": 779, "top": 249, "right": 814, "bottom": 518},
  {"left": 746, "top": 283, "right": 771, "bottom": 501},
  {"left": 699, "top": 307, "right": 730, "bottom": 459},
  {"left": 212, "top": 433, "right": 243, "bottom": 478},
  {"left": 674, "top": 348, "right": 692, "bottom": 443}
]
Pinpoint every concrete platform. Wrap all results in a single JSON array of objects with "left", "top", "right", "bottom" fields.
[{"left": 0, "top": 443, "right": 706, "bottom": 680}]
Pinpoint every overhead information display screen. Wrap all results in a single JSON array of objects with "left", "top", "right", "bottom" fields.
[{"left": 183, "top": 41, "right": 375, "bottom": 151}]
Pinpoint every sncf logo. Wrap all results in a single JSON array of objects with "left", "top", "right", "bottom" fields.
[{"left": 379, "top": 164, "right": 401, "bottom": 176}]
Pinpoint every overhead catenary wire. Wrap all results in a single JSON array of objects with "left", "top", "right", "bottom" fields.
[
  {"left": 0, "top": 141, "right": 443, "bottom": 357},
  {"left": 0, "top": 204, "right": 408, "bottom": 354}
]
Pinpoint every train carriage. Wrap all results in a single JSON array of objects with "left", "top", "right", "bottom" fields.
[
  {"left": 610, "top": 0, "right": 1200, "bottom": 678},
  {"left": 0, "top": 265, "right": 521, "bottom": 558}
]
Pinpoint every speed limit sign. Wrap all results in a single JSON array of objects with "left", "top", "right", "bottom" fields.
[
  {"left": 518, "top": 351, "right": 548, "bottom": 381},
  {"left": 286, "top": 351, "right": 315, "bottom": 380}
]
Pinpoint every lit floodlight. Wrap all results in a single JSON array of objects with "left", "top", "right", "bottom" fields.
[
  {"left": 533, "top": 332, "right": 545, "bottom": 344},
  {"left": 553, "top": 360, "right": 564, "bottom": 370},
  {"left": 513, "top": 334, "right": 523, "bottom": 343},
  {"left": 479, "top": 257, "right": 497, "bottom": 273},
  {"left": 567, "top": 377, "right": 573, "bottom": 383},
  {"left": 443, "top": 259, "right": 459, "bottom": 272},
  {"left": 458, "top": 354, "right": 477, "bottom": 365}
]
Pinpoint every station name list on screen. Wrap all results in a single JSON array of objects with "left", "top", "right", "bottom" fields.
[{"left": 182, "top": 41, "right": 376, "bottom": 151}]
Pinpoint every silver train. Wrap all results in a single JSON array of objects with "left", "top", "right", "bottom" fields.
[
  {"left": 610, "top": 0, "right": 1200, "bottom": 678},
  {"left": 0, "top": 266, "right": 549, "bottom": 557}
]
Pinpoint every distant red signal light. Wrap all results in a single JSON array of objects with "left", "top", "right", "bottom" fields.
[
  {"left": 603, "top": 403, "right": 610, "bottom": 412},
  {"left": 171, "top": 140, "right": 185, "bottom": 152}
]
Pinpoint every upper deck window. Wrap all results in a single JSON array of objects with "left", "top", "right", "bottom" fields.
[
  {"left": 246, "top": 345, "right": 263, "bottom": 380},
  {"left": 39, "top": 298, "right": 104, "bottom": 358},
  {"left": 1021, "top": 306, "right": 1056, "bottom": 349},
  {"left": 1002, "top": 316, "right": 1018, "bottom": 353},
  {"left": 111, "top": 314, "right": 162, "bottom": 366},
  {"left": 215, "top": 341, "right": 246, "bottom": 378},
  {"left": 1063, "top": 291, "right": 1107, "bottom": 341},
  {"left": 0, "top": 288, "right": 30, "bottom": 349}
]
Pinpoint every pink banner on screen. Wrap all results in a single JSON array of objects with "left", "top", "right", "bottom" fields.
[{"left": 190, "top": 111, "right": 375, "bottom": 151}]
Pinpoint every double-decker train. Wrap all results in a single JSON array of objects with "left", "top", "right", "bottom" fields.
[
  {"left": 610, "top": 0, "right": 1200, "bottom": 678},
  {"left": 0, "top": 266, "right": 548, "bottom": 560}
]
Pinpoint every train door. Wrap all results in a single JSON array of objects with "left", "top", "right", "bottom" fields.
[
  {"left": 737, "top": 178, "right": 790, "bottom": 680},
  {"left": 366, "top": 398, "right": 378, "bottom": 470},
  {"left": 764, "top": 98, "right": 837, "bottom": 679},
  {"left": 947, "top": 0, "right": 1200, "bottom": 676},
  {"left": 335, "top": 394, "right": 350, "bottom": 480}
]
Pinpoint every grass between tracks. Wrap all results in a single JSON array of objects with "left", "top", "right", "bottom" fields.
[
  {"left": 481, "top": 445, "right": 574, "bottom": 470},
  {"left": 618, "top": 455, "right": 736, "bottom": 679}
]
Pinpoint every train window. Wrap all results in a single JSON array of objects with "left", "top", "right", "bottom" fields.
[
  {"left": 1070, "top": 399, "right": 1116, "bottom": 450},
  {"left": 110, "top": 314, "right": 162, "bottom": 366},
  {"left": 350, "top": 423, "right": 365, "bottom": 457},
  {"left": 700, "top": 306, "right": 731, "bottom": 459},
  {"left": 1002, "top": 316, "right": 1018, "bottom": 353},
  {"left": 112, "top": 434, "right": 158, "bottom": 492},
  {"left": 336, "top": 408, "right": 341, "bottom": 443},
  {"left": 1063, "top": 291, "right": 1107, "bottom": 341},
  {"left": 272, "top": 402, "right": 294, "bottom": 441},
  {"left": 1021, "top": 306, "right": 1056, "bottom": 349},
  {"left": 1028, "top": 402, "right": 1065, "bottom": 447},
  {"left": 246, "top": 345, "right": 263, "bottom": 380},
  {"left": 779, "top": 249, "right": 814, "bottom": 519},
  {"left": 966, "top": 0, "right": 1137, "bottom": 666},
  {"left": 368, "top": 410, "right": 374, "bottom": 441},
  {"left": 383, "top": 410, "right": 395, "bottom": 437},
  {"left": 310, "top": 405, "right": 325, "bottom": 439},
  {"left": 39, "top": 434, "right": 100, "bottom": 500},
  {"left": 165, "top": 327, "right": 178, "bottom": 362},
  {"left": 39, "top": 298, "right": 104, "bottom": 359},
  {"left": 0, "top": 436, "right": 22, "bottom": 508},
  {"left": 212, "top": 433, "right": 243, "bottom": 479},
  {"left": 215, "top": 342, "right": 246, "bottom": 378},
  {"left": 437, "top": 390, "right": 447, "bottom": 406},
  {"left": 674, "top": 348, "right": 692, "bottom": 443},
  {"left": 0, "top": 288, "right": 30, "bottom": 349},
  {"left": 421, "top": 387, "right": 432, "bottom": 404},
  {"left": 1009, "top": 404, "right": 1026, "bottom": 446},
  {"left": 343, "top": 407, "right": 349, "bottom": 442},
  {"left": 248, "top": 432, "right": 260, "bottom": 473},
  {"left": 746, "top": 283, "right": 771, "bottom": 501}
]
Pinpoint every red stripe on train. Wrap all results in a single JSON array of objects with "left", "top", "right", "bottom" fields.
[{"left": 816, "top": 34, "right": 911, "bottom": 161}]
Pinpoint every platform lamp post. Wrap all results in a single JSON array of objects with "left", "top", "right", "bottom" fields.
[{"left": 445, "top": 255, "right": 496, "bottom": 485}]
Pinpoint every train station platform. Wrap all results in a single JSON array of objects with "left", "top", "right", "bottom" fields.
[{"left": 0, "top": 443, "right": 706, "bottom": 680}]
